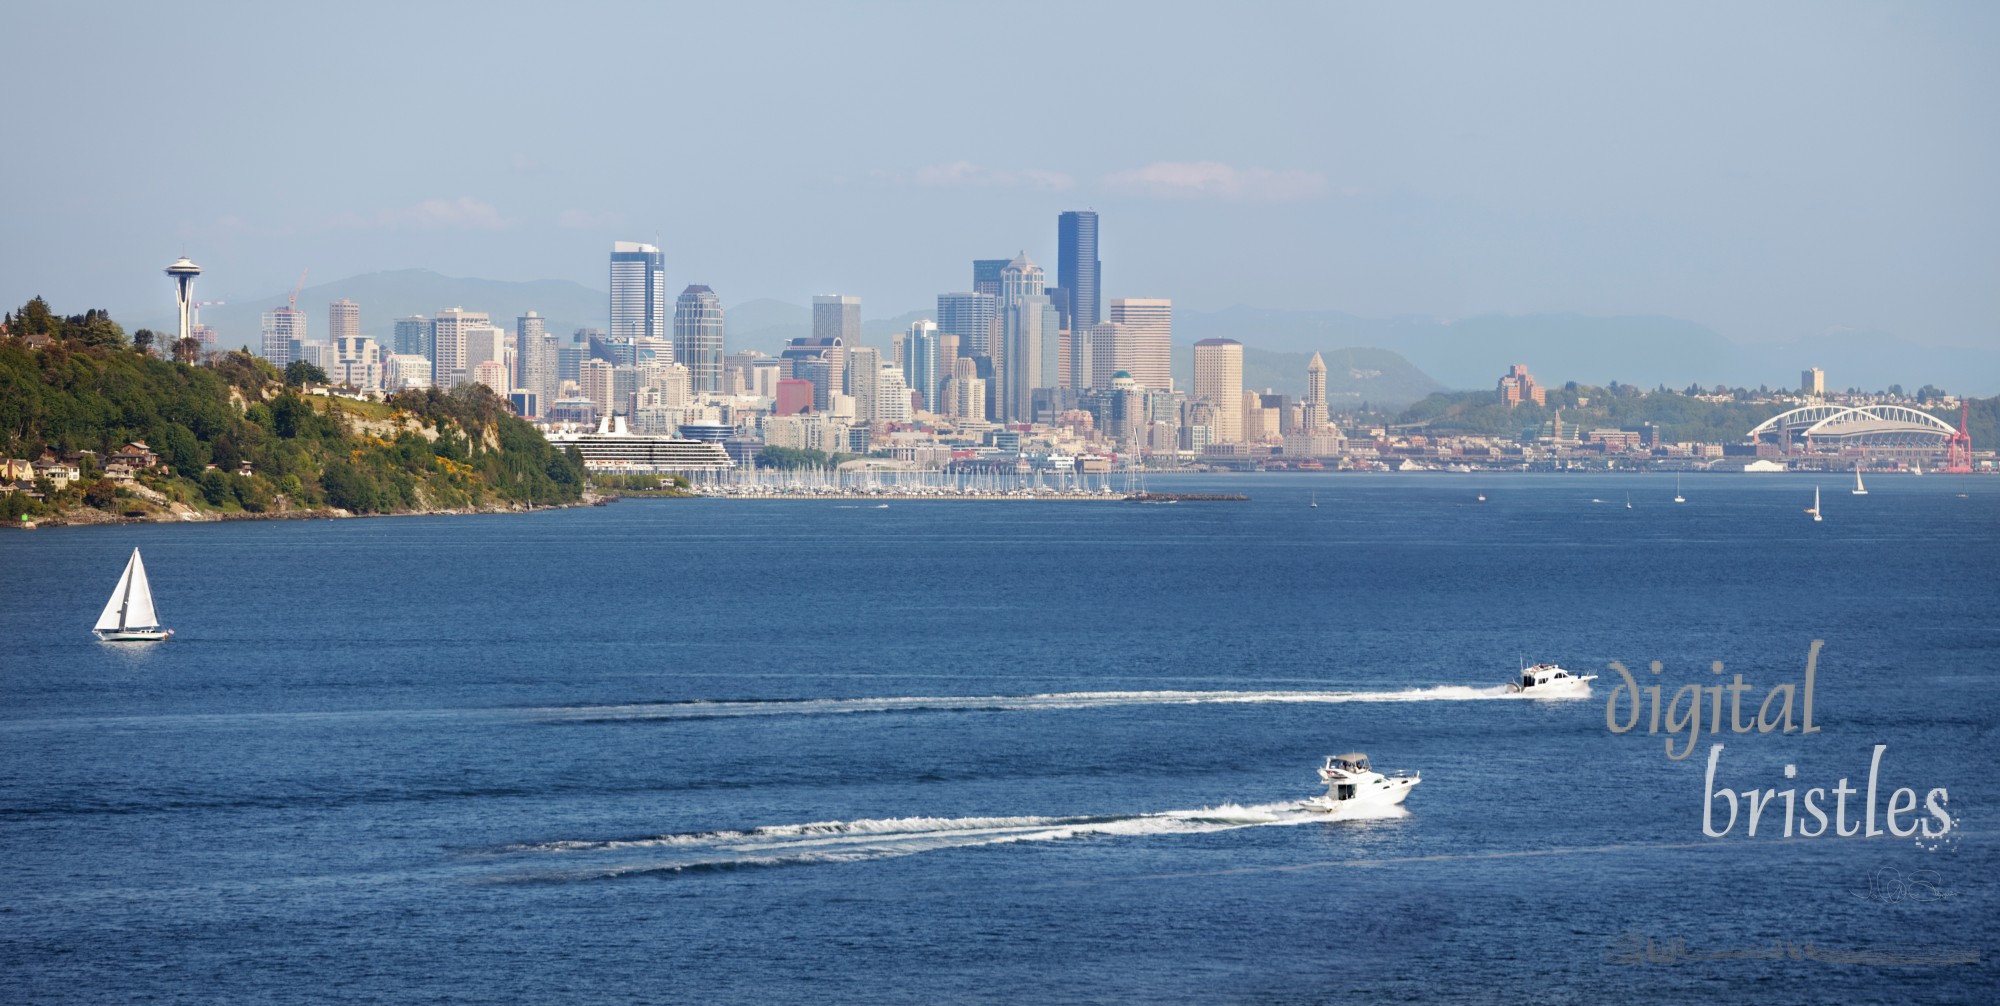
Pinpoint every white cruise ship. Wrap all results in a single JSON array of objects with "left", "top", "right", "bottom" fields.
[{"left": 543, "top": 415, "right": 735, "bottom": 473}]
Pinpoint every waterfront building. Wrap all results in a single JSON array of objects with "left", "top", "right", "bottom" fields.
[
  {"left": 1108, "top": 298, "right": 1171, "bottom": 391},
  {"left": 674, "top": 285, "right": 724, "bottom": 394},
  {"left": 1192, "top": 338, "right": 1244, "bottom": 443},
  {"left": 609, "top": 241, "right": 667, "bottom": 342},
  {"left": 1056, "top": 210, "right": 1101, "bottom": 332}
]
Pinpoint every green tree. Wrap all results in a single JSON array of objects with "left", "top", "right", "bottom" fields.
[{"left": 285, "top": 360, "right": 329, "bottom": 386}]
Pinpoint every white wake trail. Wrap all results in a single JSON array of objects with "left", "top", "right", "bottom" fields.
[
  {"left": 531, "top": 686, "right": 1523, "bottom": 723},
  {"left": 484, "top": 801, "right": 1410, "bottom": 882}
]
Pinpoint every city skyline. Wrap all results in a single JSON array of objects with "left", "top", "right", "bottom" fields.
[{"left": 4, "top": 4, "right": 1994, "bottom": 357}]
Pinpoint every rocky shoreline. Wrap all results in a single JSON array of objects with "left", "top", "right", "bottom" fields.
[{"left": 7, "top": 492, "right": 609, "bottom": 530}]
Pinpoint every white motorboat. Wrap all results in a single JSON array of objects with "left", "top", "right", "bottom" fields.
[
  {"left": 1298, "top": 753, "right": 1420, "bottom": 814},
  {"left": 94, "top": 548, "right": 172, "bottom": 642},
  {"left": 1506, "top": 662, "right": 1597, "bottom": 697}
]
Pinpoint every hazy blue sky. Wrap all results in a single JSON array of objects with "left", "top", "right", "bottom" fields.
[{"left": 3, "top": 1, "right": 1995, "bottom": 347}]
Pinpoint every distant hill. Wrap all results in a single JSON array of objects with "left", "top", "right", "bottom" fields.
[
  {"left": 1171, "top": 343, "right": 1444, "bottom": 411},
  {"left": 1177, "top": 307, "right": 2000, "bottom": 396}
]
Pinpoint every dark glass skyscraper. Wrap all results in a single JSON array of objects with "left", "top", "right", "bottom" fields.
[
  {"left": 972, "top": 259, "right": 1009, "bottom": 297},
  {"left": 1057, "top": 210, "right": 1101, "bottom": 332}
]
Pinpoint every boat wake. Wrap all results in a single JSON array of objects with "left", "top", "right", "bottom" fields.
[
  {"left": 531, "top": 686, "right": 1522, "bottom": 723},
  {"left": 478, "top": 801, "right": 1407, "bottom": 882}
]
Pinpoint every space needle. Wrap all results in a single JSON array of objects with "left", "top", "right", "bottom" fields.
[{"left": 165, "top": 256, "right": 202, "bottom": 345}]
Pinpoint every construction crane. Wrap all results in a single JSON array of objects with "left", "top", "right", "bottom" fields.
[{"left": 287, "top": 268, "right": 309, "bottom": 314}]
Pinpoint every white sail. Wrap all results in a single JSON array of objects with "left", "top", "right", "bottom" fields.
[
  {"left": 124, "top": 551, "right": 158, "bottom": 629},
  {"left": 94, "top": 552, "right": 135, "bottom": 631}
]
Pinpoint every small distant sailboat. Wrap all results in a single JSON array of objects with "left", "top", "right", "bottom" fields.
[
  {"left": 1806, "top": 486, "right": 1822, "bottom": 522},
  {"left": 1912, "top": 463, "right": 1923, "bottom": 476},
  {"left": 1476, "top": 492, "right": 1487, "bottom": 502},
  {"left": 1852, "top": 466, "right": 1867, "bottom": 496},
  {"left": 1309, "top": 492, "right": 1318, "bottom": 509},
  {"left": 94, "top": 548, "right": 171, "bottom": 642},
  {"left": 1624, "top": 493, "right": 1633, "bottom": 510},
  {"left": 1673, "top": 476, "right": 1685, "bottom": 504}
]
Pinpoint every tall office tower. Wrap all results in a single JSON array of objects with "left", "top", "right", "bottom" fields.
[
  {"left": 328, "top": 299, "right": 360, "bottom": 343},
  {"left": 579, "top": 359, "right": 616, "bottom": 417},
  {"left": 950, "top": 357, "right": 986, "bottom": 422},
  {"left": 515, "top": 312, "right": 549, "bottom": 404},
  {"left": 903, "top": 320, "right": 941, "bottom": 413},
  {"left": 1192, "top": 338, "right": 1244, "bottom": 443},
  {"left": 1057, "top": 210, "right": 1101, "bottom": 332},
  {"left": 847, "top": 346, "right": 882, "bottom": 421},
  {"left": 260, "top": 307, "right": 305, "bottom": 368},
  {"left": 465, "top": 325, "right": 508, "bottom": 389},
  {"left": 1109, "top": 298, "right": 1172, "bottom": 391},
  {"left": 609, "top": 241, "right": 667, "bottom": 342},
  {"left": 972, "top": 259, "right": 1009, "bottom": 297},
  {"left": 999, "top": 253, "right": 1059, "bottom": 423},
  {"left": 1303, "top": 352, "right": 1328, "bottom": 430},
  {"left": 165, "top": 257, "right": 201, "bottom": 346},
  {"left": 1088, "top": 322, "right": 1125, "bottom": 390},
  {"left": 938, "top": 333, "right": 960, "bottom": 366},
  {"left": 813, "top": 294, "right": 861, "bottom": 341},
  {"left": 430, "top": 307, "right": 488, "bottom": 387},
  {"left": 936, "top": 292, "right": 998, "bottom": 358},
  {"left": 393, "top": 316, "right": 431, "bottom": 359},
  {"left": 674, "top": 285, "right": 725, "bottom": 394},
  {"left": 1801, "top": 367, "right": 1825, "bottom": 396}
]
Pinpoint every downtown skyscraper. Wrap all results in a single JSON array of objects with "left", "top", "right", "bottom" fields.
[
  {"left": 1056, "top": 211, "right": 1100, "bottom": 333},
  {"left": 609, "top": 241, "right": 667, "bottom": 343},
  {"left": 674, "top": 285, "right": 725, "bottom": 393}
]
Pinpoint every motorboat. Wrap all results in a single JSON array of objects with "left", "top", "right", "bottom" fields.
[
  {"left": 1298, "top": 753, "right": 1420, "bottom": 814},
  {"left": 1506, "top": 662, "right": 1597, "bottom": 697}
]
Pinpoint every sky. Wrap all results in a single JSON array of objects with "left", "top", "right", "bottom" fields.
[{"left": 3, "top": 1, "right": 1996, "bottom": 349}]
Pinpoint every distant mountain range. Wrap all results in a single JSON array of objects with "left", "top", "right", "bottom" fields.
[{"left": 130, "top": 270, "right": 1995, "bottom": 399}]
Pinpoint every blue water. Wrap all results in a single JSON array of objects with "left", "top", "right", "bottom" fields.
[{"left": 2, "top": 474, "right": 1995, "bottom": 1003}]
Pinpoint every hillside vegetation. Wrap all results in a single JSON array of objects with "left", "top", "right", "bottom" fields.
[{"left": 1, "top": 298, "right": 586, "bottom": 523}]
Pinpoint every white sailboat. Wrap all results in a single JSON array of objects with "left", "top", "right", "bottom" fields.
[
  {"left": 1309, "top": 492, "right": 1318, "bottom": 509},
  {"left": 93, "top": 548, "right": 171, "bottom": 642},
  {"left": 1673, "top": 476, "right": 1685, "bottom": 503},
  {"left": 1806, "top": 486, "right": 1822, "bottom": 522},
  {"left": 1624, "top": 493, "right": 1632, "bottom": 510},
  {"left": 1852, "top": 466, "right": 1867, "bottom": 495}
]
